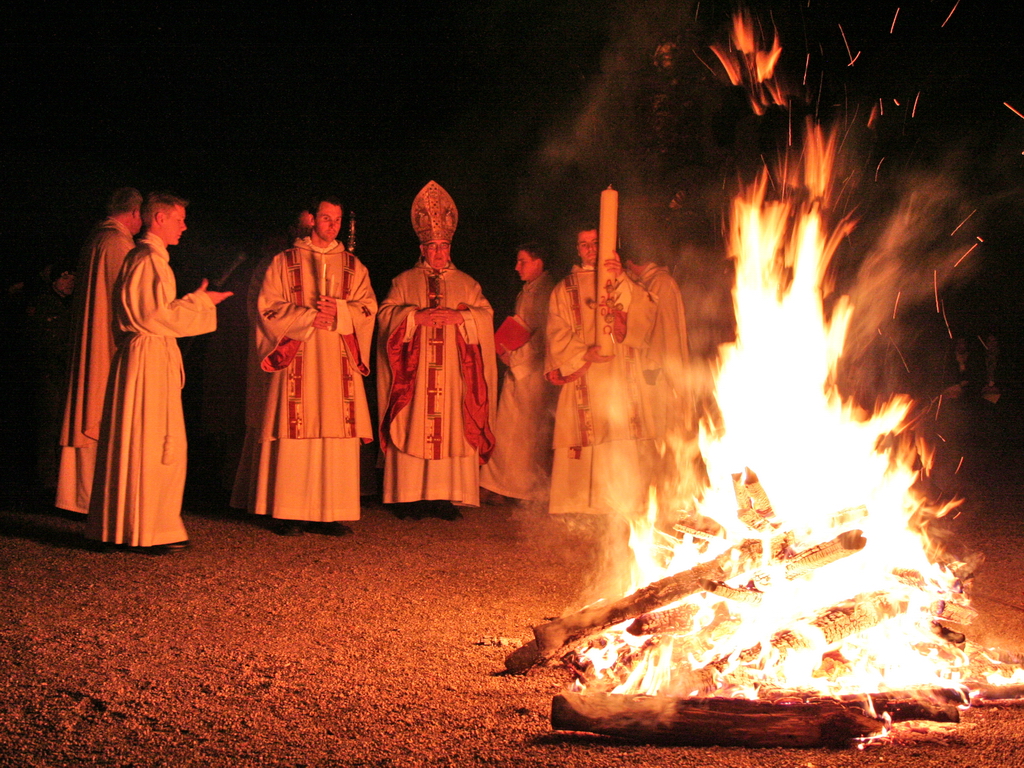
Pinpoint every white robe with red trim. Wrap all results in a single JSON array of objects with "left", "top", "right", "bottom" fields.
[
  {"left": 232, "top": 239, "right": 376, "bottom": 521},
  {"left": 545, "top": 265, "right": 657, "bottom": 516},
  {"left": 86, "top": 233, "right": 217, "bottom": 546},
  {"left": 376, "top": 262, "right": 496, "bottom": 506}
]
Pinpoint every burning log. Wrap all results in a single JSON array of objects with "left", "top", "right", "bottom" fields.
[
  {"left": 699, "top": 579, "right": 764, "bottom": 604},
  {"left": 626, "top": 601, "right": 700, "bottom": 635},
  {"left": 762, "top": 688, "right": 964, "bottom": 723},
  {"left": 971, "top": 683, "right": 1024, "bottom": 705},
  {"left": 733, "top": 467, "right": 777, "bottom": 531},
  {"left": 783, "top": 529, "right": 866, "bottom": 579},
  {"left": 705, "top": 591, "right": 909, "bottom": 675},
  {"left": 935, "top": 600, "right": 977, "bottom": 626},
  {"left": 509, "top": 529, "right": 871, "bottom": 671},
  {"left": 930, "top": 622, "right": 965, "bottom": 646},
  {"left": 551, "top": 691, "right": 885, "bottom": 747},
  {"left": 529, "top": 538, "right": 765, "bottom": 662}
]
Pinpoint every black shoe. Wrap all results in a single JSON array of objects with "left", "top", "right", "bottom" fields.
[
  {"left": 316, "top": 522, "right": 353, "bottom": 537},
  {"left": 86, "top": 540, "right": 119, "bottom": 553},
  {"left": 432, "top": 501, "right": 463, "bottom": 521},
  {"left": 130, "top": 540, "right": 190, "bottom": 555},
  {"left": 390, "top": 502, "right": 423, "bottom": 520},
  {"left": 273, "top": 520, "right": 306, "bottom": 536}
]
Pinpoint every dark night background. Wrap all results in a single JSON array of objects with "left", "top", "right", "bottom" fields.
[{"left": 2, "top": 0, "right": 1022, "bottom": 497}]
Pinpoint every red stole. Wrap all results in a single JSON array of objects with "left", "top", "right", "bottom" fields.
[
  {"left": 380, "top": 269, "right": 495, "bottom": 463},
  {"left": 261, "top": 247, "right": 365, "bottom": 440}
]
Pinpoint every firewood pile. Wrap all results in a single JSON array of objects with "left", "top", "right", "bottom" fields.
[{"left": 506, "top": 467, "right": 1024, "bottom": 747}]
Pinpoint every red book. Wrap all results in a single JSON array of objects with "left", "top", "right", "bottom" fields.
[{"left": 494, "top": 316, "right": 531, "bottom": 353}]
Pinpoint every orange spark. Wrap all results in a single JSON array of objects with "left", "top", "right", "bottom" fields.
[
  {"left": 942, "top": 0, "right": 961, "bottom": 28},
  {"left": 838, "top": 24, "right": 858, "bottom": 66},
  {"left": 1005, "top": 102, "right": 1024, "bottom": 120},
  {"left": 890, "top": 8, "right": 900, "bottom": 34},
  {"left": 875, "top": 157, "right": 885, "bottom": 181},
  {"left": 954, "top": 242, "right": 978, "bottom": 267},
  {"left": 893, "top": 290, "right": 901, "bottom": 319},
  {"left": 933, "top": 270, "right": 939, "bottom": 313},
  {"left": 912, "top": 92, "right": 921, "bottom": 117},
  {"left": 950, "top": 209, "right": 976, "bottom": 236}
]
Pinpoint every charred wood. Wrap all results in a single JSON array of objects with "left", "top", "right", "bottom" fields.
[
  {"left": 970, "top": 683, "right": 1024, "bottom": 703},
  {"left": 763, "top": 688, "right": 962, "bottom": 722},
  {"left": 700, "top": 579, "right": 764, "bottom": 604},
  {"left": 530, "top": 538, "right": 765, "bottom": 660},
  {"left": 784, "top": 530, "right": 866, "bottom": 579},
  {"left": 551, "top": 692, "right": 885, "bottom": 747},
  {"left": 626, "top": 601, "right": 700, "bottom": 635}
]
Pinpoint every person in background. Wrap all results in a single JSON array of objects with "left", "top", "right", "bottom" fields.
[
  {"left": 56, "top": 187, "right": 142, "bottom": 515},
  {"left": 26, "top": 263, "right": 76, "bottom": 500},
  {"left": 480, "top": 243, "right": 557, "bottom": 505},
  {"left": 626, "top": 248, "right": 700, "bottom": 528}
]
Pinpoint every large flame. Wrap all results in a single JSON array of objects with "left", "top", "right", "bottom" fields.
[{"left": 569, "top": 123, "right": 986, "bottom": 709}]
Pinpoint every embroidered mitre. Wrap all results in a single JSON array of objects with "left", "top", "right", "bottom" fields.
[{"left": 411, "top": 181, "right": 458, "bottom": 244}]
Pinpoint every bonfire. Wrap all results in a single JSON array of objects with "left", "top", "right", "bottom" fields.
[{"left": 507, "top": 12, "right": 1024, "bottom": 748}]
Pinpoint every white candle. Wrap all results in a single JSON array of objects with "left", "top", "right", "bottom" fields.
[{"left": 597, "top": 186, "right": 618, "bottom": 355}]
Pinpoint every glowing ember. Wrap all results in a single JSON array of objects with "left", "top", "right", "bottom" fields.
[{"left": 709, "top": 11, "right": 786, "bottom": 116}]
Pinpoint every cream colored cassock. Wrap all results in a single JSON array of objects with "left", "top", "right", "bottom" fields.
[
  {"left": 56, "top": 218, "right": 136, "bottom": 513},
  {"left": 631, "top": 263, "right": 697, "bottom": 514},
  {"left": 479, "top": 271, "right": 557, "bottom": 501},
  {"left": 545, "top": 265, "right": 658, "bottom": 517},
  {"left": 232, "top": 239, "right": 376, "bottom": 522},
  {"left": 377, "top": 263, "right": 497, "bottom": 506},
  {"left": 86, "top": 233, "right": 217, "bottom": 546},
  {"left": 631, "top": 263, "right": 691, "bottom": 432}
]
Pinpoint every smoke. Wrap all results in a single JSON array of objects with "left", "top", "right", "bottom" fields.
[{"left": 838, "top": 161, "right": 995, "bottom": 406}]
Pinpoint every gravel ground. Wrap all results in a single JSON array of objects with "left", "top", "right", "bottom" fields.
[{"left": 1, "top": 436, "right": 1022, "bottom": 767}]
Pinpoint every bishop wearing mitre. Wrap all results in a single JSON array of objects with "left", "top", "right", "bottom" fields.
[{"left": 376, "top": 181, "right": 497, "bottom": 516}]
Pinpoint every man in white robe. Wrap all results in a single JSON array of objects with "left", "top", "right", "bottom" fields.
[
  {"left": 56, "top": 187, "right": 142, "bottom": 514},
  {"left": 627, "top": 252, "right": 700, "bottom": 522},
  {"left": 232, "top": 197, "right": 376, "bottom": 535},
  {"left": 545, "top": 228, "right": 657, "bottom": 518},
  {"left": 377, "top": 181, "right": 497, "bottom": 516},
  {"left": 480, "top": 244, "right": 557, "bottom": 502},
  {"left": 87, "top": 193, "right": 231, "bottom": 552}
]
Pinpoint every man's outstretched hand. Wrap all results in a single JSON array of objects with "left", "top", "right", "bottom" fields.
[{"left": 195, "top": 278, "right": 234, "bottom": 306}]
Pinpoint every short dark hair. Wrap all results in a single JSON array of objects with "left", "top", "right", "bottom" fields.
[
  {"left": 310, "top": 195, "right": 343, "bottom": 214},
  {"left": 142, "top": 192, "right": 189, "bottom": 227},
  {"left": 107, "top": 187, "right": 142, "bottom": 216},
  {"left": 516, "top": 242, "right": 547, "bottom": 263}
]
